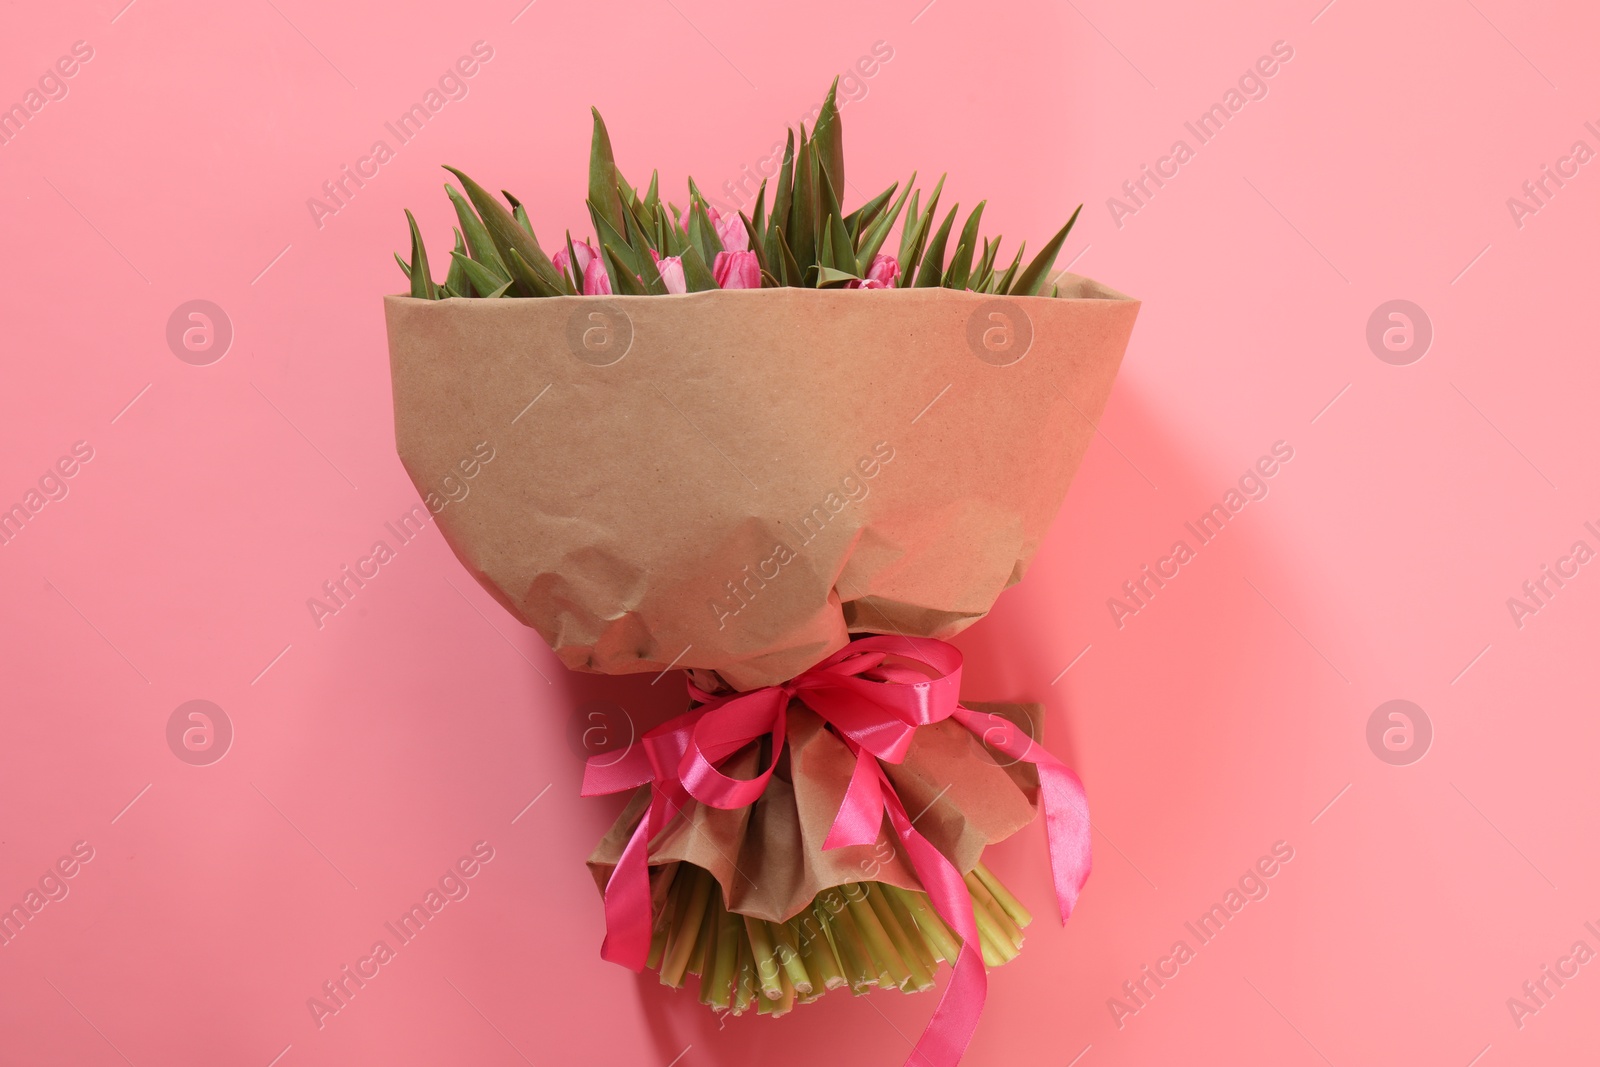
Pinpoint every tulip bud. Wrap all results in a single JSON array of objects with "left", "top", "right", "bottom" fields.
[
  {"left": 553, "top": 238, "right": 600, "bottom": 281},
  {"left": 848, "top": 253, "right": 900, "bottom": 289},
  {"left": 714, "top": 212, "right": 750, "bottom": 252},
  {"left": 655, "top": 253, "right": 687, "bottom": 294},
  {"left": 713, "top": 250, "right": 761, "bottom": 290},
  {"left": 582, "top": 255, "right": 612, "bottom": 295}
]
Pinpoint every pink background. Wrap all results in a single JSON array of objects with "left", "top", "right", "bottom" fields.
[{"left": 2, "top": 1, "right": 1596, "bottom": 1064}]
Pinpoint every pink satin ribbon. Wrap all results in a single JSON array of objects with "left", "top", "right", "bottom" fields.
[{"left": 582, "top": 635, "right": 1092, "bottom": 1067}]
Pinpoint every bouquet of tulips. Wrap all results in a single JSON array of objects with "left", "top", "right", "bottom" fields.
[
  {"left": 384, "top": 81, "right": 1138, "bottom": 1065},
  {"left": 395, "top": 82, "right": 1079, "bottom": 304}
]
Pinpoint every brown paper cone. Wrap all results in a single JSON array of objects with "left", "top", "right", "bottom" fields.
[{"left": 386, "top": 276, "right": 1137, "bottom": 691}]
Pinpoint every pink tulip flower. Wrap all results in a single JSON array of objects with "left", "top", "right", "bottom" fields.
[
  {"left": 713, "top": 250, "right": 760, "bottom": 290},
  {"left": 552, "top": 238, "right": 599, "bottom": 282},
  {"left": 650, "top": 249, "right": 687, "bottom": 294},
  {"left": 849, "top": 253, "right": 899, "bottom": 289},
  {"left": 714, "top": 211, "right": 750, "bottom": 252},
  {"left": 582, "top": 255, "right": 612, "bottom": 295}
]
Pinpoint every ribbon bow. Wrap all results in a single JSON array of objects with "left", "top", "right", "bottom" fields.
[{"left": 582, "top": 635, "right": 1092, "bottom": 1067}]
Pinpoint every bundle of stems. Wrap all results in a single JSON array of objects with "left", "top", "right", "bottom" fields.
[{"left": 646, "top": 860, "right": 1033, "bottom": 1018}]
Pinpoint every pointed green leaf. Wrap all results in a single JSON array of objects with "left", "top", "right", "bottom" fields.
[
  {"left": 589, "top": 108, "right": 627, "bottom": 240},
  {"left": 914, "top": 202, "right": 960, "bottom": 288},
  {"left": 1010, "top": 204, "right": 1081, "bottom": 296},
  {"left": 445, "top": 183, "right": 508, "bottom": 276},
  {"left": 856, "top": 174, "right": 914, "bottom": 273},
  {"left": 750, "top": 181, "right": 767, "bottom": 245},
  {"left": 404, "top": 209, "right": 436, "bottom": 299},
  {"left": 602, "top": 244, "right": 647, "bottom": 295},
  {"left": 506, "top": 247, "right": 563, "bottom": 297},
  {"left": 788, "top": 130, "right": 817, "bottom": 274},
  {"left": 623, "top": 199, "right": 660, "bottom": 257},
  {"left": 773, "top": 225, "right": 802, "bottom": 288},
  {"left": 972, "top": 236, "right": 1000, "bottom": 293},
  {"left": 635, "top": 245, "right": 668, "bottom": 296},
  {"left": 817, "top": 266, "right": 861, "bottom": 287},
  {"left": 900, "top": 175, "right": 944, "bottom": 286},
  {"left": 394, "top": 252, "right": 412, "bottom": 280},
  {"left": 511, "top": 202, "right": 535, "bottom": 238},
  {"left": 943, "top": 201, "right": 986, "bottom": 290},
  {"left": 443, "top": 228, "right": 469, "bottom": 296},
  {"left": 679, "top": 244, "right": 718, "bottom": 292},
  {"left": 810, "top": 79, "right": 844, "bottom": 209},
  {"left": 770, "top": 129, "right": 796, "bottom": 242},
  {"left": 896, "top": 188, "right": 922, "bottom": 273},
  {"left": 589, "top": 201, "right": 643, "bottom": 279},
  {"left": 563, "top": 231, "right": 584, "bottom": 292},
  {"left": 844, "top": 180, "right": 898, "bottom": 241},
  {"left": 686, "top": 197, "right": 722, "bottom": 266},
  {"left": 453, "top": 250, "right": 516, "bottom": 299},
  {"left": 739, "top": 211, "right": 769, "bottom": 277},
  {"left": 825, "top": 211, "right": 855, "bottom": 275},
  {"left": 994, "top": 241, "right": 1025, "bottom": 294},
  {"left": 643, "top": 170, "right": 660, "bottom": 216},
  {"left": 443, "top": 166, "right": 555, "bottom": 297},
  {"left": 657, "top": 203, "right": 689, "bottom": 257}
]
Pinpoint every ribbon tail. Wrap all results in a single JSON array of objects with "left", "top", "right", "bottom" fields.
[
  {"left": 953, "top": 705, "right": 1093, "bottom": 925},
  {"left": 582, "top": 741, "right": 655, "bottom": 797},
  {"left": 823, "top": 744, "right": 885, "bottom": 850},
  {"left": 1037, "top": 760, "right": 1093, "bottom": 924},
  {"left": 882, "top": 770, "right": 986, "bottom": 1067},
  {"left": 599, "top": 803, "right": 655, "bottom": 971}
]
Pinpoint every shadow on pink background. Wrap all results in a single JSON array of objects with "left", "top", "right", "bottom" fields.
[{"left": 2, "top": 0, "right": 1597, "bottom": 1064}]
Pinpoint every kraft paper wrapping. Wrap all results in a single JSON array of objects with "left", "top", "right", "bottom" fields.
[
  {"left": 385, "top": 276, "right": 1138, "bottom": 692},
  {"left": 584, "top": 701, "right": 1045, "bottom": 922}
]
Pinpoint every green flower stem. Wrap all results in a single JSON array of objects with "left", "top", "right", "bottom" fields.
[
  {"left": 645, "top": 860, "right": 1038, "bottom": 1015},
  {"left": 767, "top": 918, "right": 813, "bottom": 995},
  {"left": 706, "top": 901, "right": 742, "bottom": 1012},
  {"left": 969, "top": 892, "right": 1019, "bottom": 967},
  {"left": 964, "top": 870, "right": 1024, "bottom": 946},
  {"left": 864, "top": 885, "right": 935, "bottom": 992},
  {"left": 818, "top": 896, "right": 876, "bottom": 993},
  {"left": 732, "top": 930, "right": 756, "bottom": 1015},
  {"left": 876, "top": 887, "right": 938, "bottom": 972},
  {"left": 742, "top": 916, "right": 785, "bottom": 1001},
  {"left": 687, "top": 884, "right": 720, "bottom": 979},
  {"left": 795, "top": 915, "right": 847, "bottom": 991},
  {"left": 646, "top": 867, "right": 681, "bottom": 972},
  {"left": 775, "top": 961, "right": 797, "bottom": 1016},
  {"left": 660, "top": 866, "right": 713, "bottom": 987},
  {"left": 883, "top": 883, "right": 940, "bottom": 979},
  {"left": 885, "top": 885, "right": 961, "bottom": 965},
  {"left": 844, "top": 887, "right": 912, "bottom": 990},
  {"left": 974, "top": 862, "right": 1034, "bottom": 930}
]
